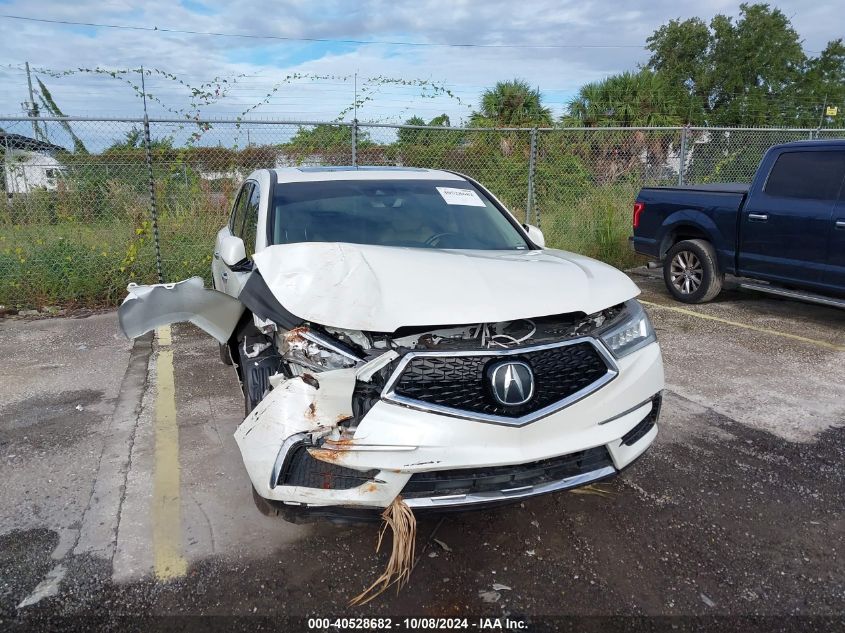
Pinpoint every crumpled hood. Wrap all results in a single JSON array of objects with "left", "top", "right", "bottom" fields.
[{"left": 252, "top": 243, "right": 640, "bottom": 332}]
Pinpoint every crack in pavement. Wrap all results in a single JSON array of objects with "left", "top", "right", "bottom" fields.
[
  {"left": 16, "top": 333, "right": 153, "bottom": 609},
  {"left": 73, "top": 332, "right": 154, "bottom": 560}
]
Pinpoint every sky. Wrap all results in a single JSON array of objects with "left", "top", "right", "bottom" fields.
[{"left": 0, "top": 0, "right": 841, "bottom": 138}]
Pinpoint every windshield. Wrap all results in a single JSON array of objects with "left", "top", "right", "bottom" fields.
[{"left": 270, "top": 179, "right": 530, "bottom": 250}]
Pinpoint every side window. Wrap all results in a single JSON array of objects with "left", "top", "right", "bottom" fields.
[
  {"left": 764, "top": 151, "right": 845, "bottom": 200},
  {"left": 229, "top": 183, "right": 252, "bottom": 237},
  {"left": 243, "top": 183, "right": 261, "bottom": 258}
]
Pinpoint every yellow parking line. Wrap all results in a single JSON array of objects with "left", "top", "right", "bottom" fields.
[
  {"left": 640, "top": 300, "right": 845, "bottom": 352},
  {"left": 152, "top": 325, "right": 187, "bottom": 580}
]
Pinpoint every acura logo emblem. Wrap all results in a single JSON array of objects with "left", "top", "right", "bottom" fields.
[{"left": 488, "top": 361, "right": 534, "bottom": 406}]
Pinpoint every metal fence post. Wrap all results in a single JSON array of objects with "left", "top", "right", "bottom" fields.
[
  {"left": 677, "top": 126, "right": 688, "bottom": 186},
  {"left": 3, "top": 133, "right": 10, "bottom": 208},
  {"left": 139, "top": 67, "right": 164, "bottom": 283},
  {"left": 526, "top": 128, "right": 538, "bottom": 225},
  {"left": 142, "top": 116, "right": 163, "bottom": 283},
  {"left": 351, "top": 120, "right": 358, "bottom": 167},
  {"left": 142, "top": 115, "right": 164, "bottom": 283}
]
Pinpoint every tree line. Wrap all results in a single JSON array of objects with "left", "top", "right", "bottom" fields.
[{"left": 411, "top": 3, "right": 845, "bottom": 130}]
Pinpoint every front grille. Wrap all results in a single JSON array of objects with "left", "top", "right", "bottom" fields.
[
  {"left": 390, "top": 341, "right": 610, "bottom": 418},
  {"left": 401, "top": 446, "right": 614, "bottom": 498},
  {"left": 621, "top": 394, "right": 662, "bottom": 446},
  {"left": 278, "top": 444, "right": 378, "bottom": 490}
]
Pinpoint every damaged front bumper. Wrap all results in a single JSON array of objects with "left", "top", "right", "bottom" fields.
[
  {"left": 236, "top": 340, "right": 664, "bottom": 513},
  {"left": 116, "top": 277, "right": 664, "bottom": 515}
]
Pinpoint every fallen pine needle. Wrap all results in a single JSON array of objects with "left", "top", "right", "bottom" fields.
[
  {"left": 349, "top": 496, "right": 417, "bottom": 606},
  {"left": 569, "top": 483, "right": 616, "bottom": 497}
]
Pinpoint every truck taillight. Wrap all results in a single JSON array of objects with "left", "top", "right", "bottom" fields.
[{"left": 633, "top": 202, "right": 645, "bottom": 229}]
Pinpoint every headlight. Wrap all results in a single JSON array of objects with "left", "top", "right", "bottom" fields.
[
  {"left": 599, "top": 300, "right": 656, "bottom": 358},
  {"left": 281, "top": 327, "right": 363, "bottom": 372}
]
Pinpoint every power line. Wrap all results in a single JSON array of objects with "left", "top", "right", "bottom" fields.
[{"left": 0, "top": 14, "right": 647, "bottom": 49}]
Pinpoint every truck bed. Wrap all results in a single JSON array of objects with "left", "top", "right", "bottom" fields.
[{"left": 633, "top": 184, "right": 749, "bottom": 272}]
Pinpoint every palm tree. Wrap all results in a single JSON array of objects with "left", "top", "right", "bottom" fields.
[
  {"left": 562, "top": 70, "right": 689, "bottom": 127},
  {"left": 470, "top": 80, "right": 553, "bottom": 128},
  {"left": 560, "top": 71, "right": 691, "bottom": 183}
]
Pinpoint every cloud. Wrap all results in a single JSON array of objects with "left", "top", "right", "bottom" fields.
[{"left": 0, "top": 0, "right": 840, "bottom": 132}]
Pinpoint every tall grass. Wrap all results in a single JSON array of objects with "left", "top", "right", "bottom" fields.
[
  {"left": 1, "top": 146, "right": 644, "bottom": 308},
  {"left": 0, "top": 172, "right": 227, "bottom": 307},
  {"left": 542, "top": 182, "right": 643, "bottom": 269},
  {"left": 0, "top": 222, "right": 217, "bottom": 306}
]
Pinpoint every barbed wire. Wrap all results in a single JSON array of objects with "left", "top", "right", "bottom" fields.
[{"left": 2, "top": 62, "right": 840, "bottom": 133}]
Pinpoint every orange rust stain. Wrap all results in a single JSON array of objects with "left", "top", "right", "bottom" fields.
[
  {"left": 362, "top": 482, "right": 379, "bottom": 493},
  {"left": 336, "top": 414, "right": 353, "bottom": 423},
  {"left": 301, "top": 373, "right": 320, "bottom": 389},
  {"left": 284, "top": 326, "right": 309, "bottom": 343},
  {"left": 322, "top": 437, "right": 355, "bottom": 449},
  {"left": 305, "top": 402, "right": 317, "bottom": 420},
  {"left": 308, "top": 448, "right": 346, "bottom": 464}
]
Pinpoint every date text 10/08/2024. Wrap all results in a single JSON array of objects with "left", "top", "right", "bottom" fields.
[{"left": 307, "top": 617, "right": 528, "bottom": 630}]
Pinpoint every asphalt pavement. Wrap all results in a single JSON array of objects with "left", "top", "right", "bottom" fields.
[{"left": 1, "top": 270, "right": 843, "bottom": 631}]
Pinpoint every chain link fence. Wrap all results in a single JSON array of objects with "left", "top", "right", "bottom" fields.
[{"left": 1, "top": 117, "right": 842, "bottom": 308}]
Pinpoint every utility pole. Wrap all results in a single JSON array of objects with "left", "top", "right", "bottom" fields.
[
  {"left": 24, "top": 62, "right": 42, "bottom": 140},
  {"left": 817, "top": 94, "right": 829, "bottom": 131}
]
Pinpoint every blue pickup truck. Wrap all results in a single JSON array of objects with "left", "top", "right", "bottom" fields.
[{"left": 632, "top": 140, "right": 845, "bottom": 308}]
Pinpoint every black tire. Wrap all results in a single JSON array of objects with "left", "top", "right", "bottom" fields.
[
  {"left": 237, "top": 339, "right": 280, "bottom": 416},
  {"left": 237, "top": 343, "right": 260, "bottom": 416},
  {"left": 663, "top": 239, "right": 723, "bottom": 304},
  {"left": 243, "top": 384, "right": 253, "bottom": 417},
  {"left": 218, "top": 342, "right": 233, "bottom": 366},
  {"left": 251, "top": 485, "right": 280, "bottom": 517}
]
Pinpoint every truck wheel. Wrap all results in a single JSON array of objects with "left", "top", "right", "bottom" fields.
[{"left": 663, "top": 239, "right": 723, "bottom": 304}]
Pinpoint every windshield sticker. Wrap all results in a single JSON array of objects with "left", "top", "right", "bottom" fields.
[{"left": 436, "top": 187, "right": 486, "bottom": 207}]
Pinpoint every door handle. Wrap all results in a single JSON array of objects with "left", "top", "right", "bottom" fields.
[
  {"left": 221, "top": 271, "right": 229, "bottom": 281},
  {"left": 836, "top": 219, "right": 845, "bottom": 230},
  {"left": 748, "top": 213, "right": 769, "bottom": 222},
  {"left": 213, "top": 251, "right": 221, "bottom": 260}
]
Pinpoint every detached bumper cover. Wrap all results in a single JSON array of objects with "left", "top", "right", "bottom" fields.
[
  {"left": 118, "top": 277, "right": 244, "bottom": 343},
  {"left": 236, "top": 341, "right": 664, "bottom": 511}
]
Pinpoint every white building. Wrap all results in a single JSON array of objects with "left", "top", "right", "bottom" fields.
[{"left": 1, "top": 133, "right": 65, "bottom": 194}]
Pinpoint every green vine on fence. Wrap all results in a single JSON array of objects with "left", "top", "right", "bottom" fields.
[
  {"left": 28, "top": 65, "right": 470, "bottom": 124},
  {"left": 32, "top": 65, "right": 245, "bottom": 119},
  {"left": 335, "top": 75, "right": 470, "bottom": 122},
  {"left": 234, "top": 72, "right": 351, "bottom": 121},
  {"left": 11, "top": 66, "right": 469, "bottom": 149},
  {"left": 27, "top": 65, "right": 249, "bottom": 147}
]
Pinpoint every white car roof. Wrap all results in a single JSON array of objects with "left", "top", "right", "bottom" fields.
[{"left": 270, "top": 166, "right": 467, "bottom": 183}]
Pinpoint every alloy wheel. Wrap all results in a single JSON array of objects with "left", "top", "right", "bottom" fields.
[{"left": 669, "top": 250, "right": 703, "bottom": 295}]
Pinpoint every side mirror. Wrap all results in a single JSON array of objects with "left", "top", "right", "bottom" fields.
[
  {"left": 219, "top": 234, "right": 247, "bottom": 267},
  {"left": 523, "top": 223, "right": 545, "bottom": 248}
]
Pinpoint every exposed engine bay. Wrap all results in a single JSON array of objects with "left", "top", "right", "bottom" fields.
[
  {"left": 238, "top": 303, "right": 626, "bottom": 418},
  {"left": 230, "top": 302, "right": 631, "bottom": 498}
]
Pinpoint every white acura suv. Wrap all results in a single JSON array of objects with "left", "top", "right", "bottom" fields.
[{"left": 120, "top": 167, "right": 664, "bottom": 521}]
